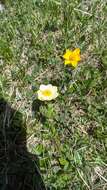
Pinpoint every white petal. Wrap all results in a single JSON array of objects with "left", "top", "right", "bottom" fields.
[
  {"left": 39, "top": 85, "right": 48, "bottom": 91},
  {"left": 52, "top": 91, "right": 59, "bottom": 99},
  {"left": 47, "top": 84, "right": 53, "bottom": 88},
  {"left": 37, "top": 90, "right": 45, "bottom": 101},
  {"left": 52, "top": 86, "right": 58, "bottom": 92}
]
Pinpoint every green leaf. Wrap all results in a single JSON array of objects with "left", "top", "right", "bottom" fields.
[{"left": 59, "top": 158, "right": 69, "bottom": 167}]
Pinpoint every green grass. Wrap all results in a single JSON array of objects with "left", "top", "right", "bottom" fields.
[{"left": 0, "top": 0, "right": 107, "bottom": 189}]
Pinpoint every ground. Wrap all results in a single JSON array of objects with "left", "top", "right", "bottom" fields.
[{"left": 0, "top": 0, "right": 107, "bottom": 189}]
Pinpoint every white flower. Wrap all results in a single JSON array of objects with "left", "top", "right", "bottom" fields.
[{"left": 37, "top": 84, "right": 59, "bottom": 101}]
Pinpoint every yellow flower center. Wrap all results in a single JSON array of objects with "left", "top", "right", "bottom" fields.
[
  {"left": 69, "top": 54, "right": 75, "bottom": 61},
  {"left": 42, "top": 90, "right": 52, "bottom": 97}
]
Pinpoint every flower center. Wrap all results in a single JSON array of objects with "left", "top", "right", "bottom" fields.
[
  {"left": 69, "top": 54, "right": 75, "bottom": 61},
  {"left": 42, "top": 90, "right": 52, "bottom": 97}
]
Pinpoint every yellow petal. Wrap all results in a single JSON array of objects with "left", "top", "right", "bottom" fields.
[
  {"left": 73, "top": 48, "right": 80, "bottom": 54},
  {"left": 74, "top": 55, "right": 81, "bottom": 61},
  {"left": 71, "top": 60, "right": 78, "bottom": 67},
  {"left": 63, "top": 49, "right": 72, "bottom": 59},
  {"left": 64, "top": 60, "right": 72, "bottom": 65}
]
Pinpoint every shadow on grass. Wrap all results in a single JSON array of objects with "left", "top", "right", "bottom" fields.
[{"left": 0, "top": 98, "right": 46, "bottom": 190}]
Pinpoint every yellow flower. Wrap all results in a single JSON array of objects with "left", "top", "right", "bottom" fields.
[
  {"left": 63, "top": 48, "right": 81, "bottom": 67},
  {"left": 37, "top": 84, "right": 59, "bottom": 101}
]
